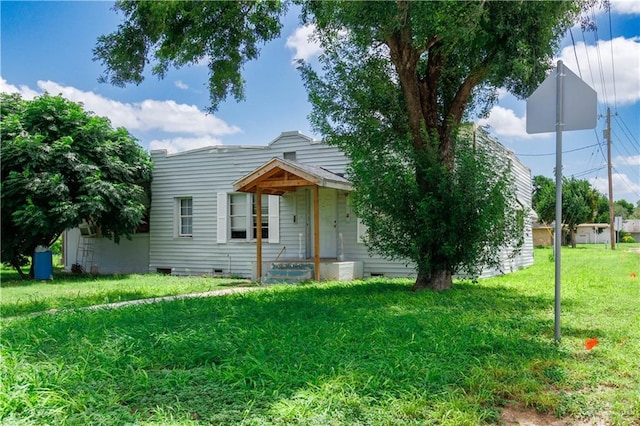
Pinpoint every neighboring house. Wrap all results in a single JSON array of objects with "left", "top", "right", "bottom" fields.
[
  {"left": 575, "top": 223, "right": 611, "bottom": 244},
  {"left": 532, "top": 222, "right": 554, "bottom": 247},
  {"left": 65, "top": 127, "right": 534, "bottom": 281},
  {"left": 622, "top": 219, "right": 640, "bottom": 242}
]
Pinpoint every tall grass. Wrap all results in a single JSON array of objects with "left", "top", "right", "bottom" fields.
[
  {"left": 0, "top": 272, "right": 250, "bottom": 318},
  {"left": 1, "top": 245, "right": 638, "bottom": 425}
]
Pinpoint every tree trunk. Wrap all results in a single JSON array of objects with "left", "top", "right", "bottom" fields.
[
  {"left": 412, "top": 269, "right": 452, "bottom": 291},
  {"left": 11, "top": 260, "right": 28, "bottom": 280}
]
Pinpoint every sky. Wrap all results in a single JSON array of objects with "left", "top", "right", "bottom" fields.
[{"left": 1, "top": 1, "right": 639, "bottom": 203}]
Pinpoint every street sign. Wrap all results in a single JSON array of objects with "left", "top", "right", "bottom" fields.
[
  {"left": 526, "top": 60, "right": 597, "bottom": 344},
  {"left": 527, "top": 63, "right": 597, "bottom": 134}
]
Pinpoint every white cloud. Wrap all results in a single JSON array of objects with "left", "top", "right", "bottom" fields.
[
  {"left": 590, "top": 172, "right": 640, "bottom": 200},
  {"left": 615, "top": 155, "right": 640, "bottom": 166},
  {"left": 0, "top": 76, "right": 40, "bottom": 99},
  {"left": 477, "top": 106, "right": 545, "bottom": 139},
  {"left": 610, "top": 0, "right": 640, "bottom": 15},
  {"left": 175, "top": 80, "right": 188, "bottom": 90},
  {"left": 286, "top": 24, "right": 322, "bottom": 63},
  {"left": 149, "top": 136, "right": 223, "bottom": 153},
  {"left": 558, "top": 36, "right": 640, "bottom": 106},
  {"left": 22, "top": 80, "right": 240, "bottom": 137}
]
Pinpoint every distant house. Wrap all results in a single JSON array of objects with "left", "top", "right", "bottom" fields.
[
  {"left": 64, "top": 127, "right": 534, "bottom": 281},
  {"left": 575, "top": 223, "right": 611, "bottom": 244},
  {"left": 532, "top": 222, "right": 554, "bottom": 247},
  {"left": 622, "top": 219, "right": 640, "bottom": 242}
]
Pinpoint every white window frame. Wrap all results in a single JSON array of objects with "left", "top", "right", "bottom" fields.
[
  {"left": 217, "top": 192, "right": 279, "bottom": 243},
  {"left": 228, "top": 193, "right": 268, "bottom": 241},
  {"left": 176, "top": 197, "right": 193, "bottom": 237}
]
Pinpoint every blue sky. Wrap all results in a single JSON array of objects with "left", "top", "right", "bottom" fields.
[{"left": 2, "top": 1, "right": 639, "bottom": 203}]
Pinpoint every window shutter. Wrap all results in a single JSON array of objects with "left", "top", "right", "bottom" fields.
[
  {"left": 217, "top": 193, "right": 227, "bottom": 243},
  {"left": 268, "top": 195, "right": 280, "bottom": 243},
  {"left": 356, "top": 218, "right": 368, "bottom": 244}
]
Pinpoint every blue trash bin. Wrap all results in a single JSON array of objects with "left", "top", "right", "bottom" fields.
[{"left": 34, "top": 247, "right": 53, "bottom": 280}]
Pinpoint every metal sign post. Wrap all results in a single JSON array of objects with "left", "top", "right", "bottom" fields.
[{"left": 526, "top": 60, "right": 597, "bottom": 343}]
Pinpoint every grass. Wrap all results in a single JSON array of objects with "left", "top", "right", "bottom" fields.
[
  {"left": 1, "top": 245, "right": 638, "bottom": 425},
  {"left": 0, "top": 269, "right": 251, "bottom": 318}
]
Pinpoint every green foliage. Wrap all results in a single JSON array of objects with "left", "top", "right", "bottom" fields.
[
  {"left": 0, "top": 93, "right": 152, "bottom": 278},
  {"left": 96, "top": 1, "right": 589, "bottom": 290},
  {"left": 614, "top": 199, "right": 634, "bottom": 219},
  {"left": 532, "top": 175, "right": 602, "bottom": 247},
  {"left": 93, "top": 0, "right": 287, "bottom": 112},
  {"left": 299, "top": 1, "right": 578, "bottom": 287},
  {"left": 1, "top": 246, "right": 639, "bottom": 424},
  {"left": 619, "top": 232, "right": 636, "bottom": 243},
  {"left": 533, "top": 175, "right": 556, "bottom": 224},
  {"left": 595, "top": 194, "right": 611, "bottom": 223}
]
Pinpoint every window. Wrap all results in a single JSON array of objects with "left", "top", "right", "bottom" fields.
[
  {"left": 252, "top": 194, "right": 269, "bottom": 239},
  {"left": 283, "top": 151, "right": 296, "bottom": 161},
  {"left": 230, "top": 193, "right": 248, "bottom": 239},
  {"left": 218, "top": 193, "right": 279, "bottom": 243},
  {"left": 178, "top": 198, "right": 193, "bottom": 236},
  {"left": 229, "top": 193, "right": 268, "bottom": 240}
]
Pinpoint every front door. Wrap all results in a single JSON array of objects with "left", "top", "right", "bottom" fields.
[{"left": 317, "top": 188, "right": 337, "bottom": 258}]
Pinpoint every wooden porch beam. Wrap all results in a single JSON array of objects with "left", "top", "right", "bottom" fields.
[
  {"left": 257, "top": 179, "right": 313, "bottom": 188},
  {"left": 256, "top": 188, "right": 262, "bottom": 283},
  {"left": 313, "top": 185, "right": 320, "bottom": 282}
]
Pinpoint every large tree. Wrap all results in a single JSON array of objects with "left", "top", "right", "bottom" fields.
[
  {"left": 532, "top": 175, "right": 600, "bottom": 247},
  {"left": 0, "top": 93, "right": 153, "bottom": 279},
  {"left": 95, "top": 1, "right": 588, "bottom": 290}
]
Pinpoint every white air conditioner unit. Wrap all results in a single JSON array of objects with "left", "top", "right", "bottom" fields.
[{"left": 79, "top": 221, "right": 97, "bottom": 237}]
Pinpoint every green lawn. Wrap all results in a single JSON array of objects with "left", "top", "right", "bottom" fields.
[
  {"left": 0, "top": 270, "right": 252, "bottom": 318},
  {"left": 1, "top": 245, "right": 638, "bottom": 425}
]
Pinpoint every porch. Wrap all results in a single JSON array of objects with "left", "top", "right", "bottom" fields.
[
  {"left": 233, "top": 157, "right": 353, "bottom": 283},
  {"left": 255, "top": 259, "right": 364, "bottom": 284}
]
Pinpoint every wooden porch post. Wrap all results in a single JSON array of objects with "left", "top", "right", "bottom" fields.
[
  {"left": 313, "top": 185, "right": 320, "bottom": 281},
  {"left": 256, "top": 188, "right": 262, "bottom": 282}
]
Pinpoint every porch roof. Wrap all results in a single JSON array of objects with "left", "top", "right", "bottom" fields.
[{"left": 232, "top": 157, "right": 352, "bottom": 195}]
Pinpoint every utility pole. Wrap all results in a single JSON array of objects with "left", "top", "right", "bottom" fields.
[{"left": 606, "top": 107, "right": 615, "bottom": 250}]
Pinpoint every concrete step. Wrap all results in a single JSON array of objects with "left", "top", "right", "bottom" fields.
[
  {"left": 262, "top": 265, "right": 314, "bottom": 284},
  {"left": 270, "top": 262, "right": 315, "bottom": 270}
]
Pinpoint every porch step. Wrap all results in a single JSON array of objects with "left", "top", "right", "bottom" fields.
[{"left": 262, "top": 263, "right": 314, "bottom": 284}]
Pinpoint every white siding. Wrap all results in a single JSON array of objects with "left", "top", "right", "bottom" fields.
[
  {"left": 64, "top": 228, "right": 149, "bottom": 274},
  {"left": 65, "top": 129, "right": 533, "bottom": 279}
]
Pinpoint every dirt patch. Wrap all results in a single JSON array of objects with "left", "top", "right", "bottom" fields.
[
  {"left": 500, "top": 405, "right": 607, "bottom": 426},
  {"left": 501, "top": 405, "right": 567, "bottom": 426}
]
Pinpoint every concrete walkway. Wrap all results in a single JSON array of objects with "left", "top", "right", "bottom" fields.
[{"left": 7, "top": 286, "right": 263, "bottom": 320}]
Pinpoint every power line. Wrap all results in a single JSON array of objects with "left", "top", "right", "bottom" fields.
[
  {"left": 607, "top": 3, "right": 619, "bottom": 112},
  {"left": 590, "top": 8, "right": 610, "bottom": 107},
  {"left": 612, "top": 129, "right": 638, "bottom": 159},
  {"left": 612, "top": 166, "right": 640, "bottom": 199},
  {"left": 614, "top": 115, "right": 640, "bottom": 150},
  {"left": 571, "top": 165, "right": 606, "bottom": 179},
  {"left": 569, "top": 28, "right": 584, "bottom": 79},
  {"left": 581, "top": 28, "right": 603, "bottom": 117},
  {"left": 517, "top": 143, "right": 599, "bottom": 157}
]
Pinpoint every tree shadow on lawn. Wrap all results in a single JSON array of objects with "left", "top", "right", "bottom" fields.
[
  {"left": 0, "top": 289, "right": 154, "bottom": 318},
  {"left": 0, "top": 271, "right": 135, "bottom": 288},
  {"left": 1, "top": 280, "right": 567, "bottom": 424}
]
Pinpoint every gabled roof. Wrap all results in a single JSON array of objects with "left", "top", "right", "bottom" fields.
[{"left": 232, "top": 158, "right": 352, "bottom": 195}]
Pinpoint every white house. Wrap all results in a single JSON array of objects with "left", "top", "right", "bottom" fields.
[
  {"left": 575, "top": 223, "right": 611, "bottom": 244},
  {"left": 64, "top": 127, "right": 534, "bottom": 282}
]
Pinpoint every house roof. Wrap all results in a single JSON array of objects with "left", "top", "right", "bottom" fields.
[{"left": 232, "top": 158, "right": 352, "bottom": 195}]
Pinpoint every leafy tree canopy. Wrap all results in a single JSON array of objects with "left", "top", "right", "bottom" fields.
[
  {"left": 95, "top": 1, "right": 591, "bottom": 290},
  {"left": 532, "top": 175, "right": 601, "bottom": 247},
  {"left": 0, "top": 93, "right": 153, "bottom": 279}
]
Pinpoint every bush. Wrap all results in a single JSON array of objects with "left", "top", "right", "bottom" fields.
[{"left": 620, "top": 235, "right": 636, "bottom": 243}]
